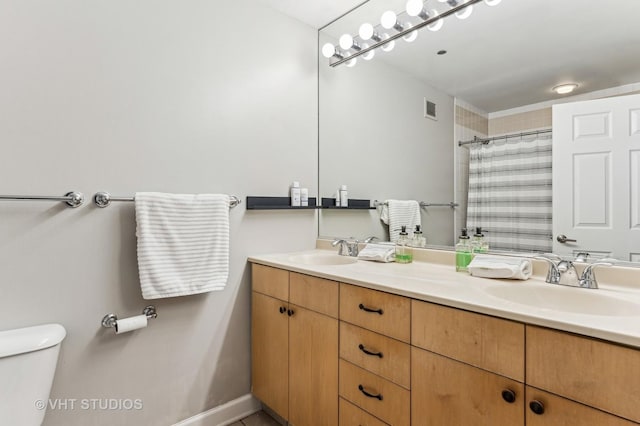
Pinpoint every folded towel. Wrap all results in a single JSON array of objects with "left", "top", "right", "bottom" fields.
[
  {"left": 358, "top": 242, "right": 396, "bottom": 263},
  {"left": 379, "top": 200, "right": 421, "bottom": 243},
  {"left": 468, "top": 255, "right": 532, "bottom": 280},
  {"left": 135, "top": 192, "right": 230, "bottom": 299}
]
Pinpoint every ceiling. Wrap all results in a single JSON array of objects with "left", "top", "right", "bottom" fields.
[{"left": 263, "top": 0, "right": 640, "bottom": 112}]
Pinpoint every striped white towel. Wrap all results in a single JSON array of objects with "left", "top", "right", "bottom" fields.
[
  {"left": 380, "top": 200, "right": 421, "bottom": 243},
  {"left": 135, "top": 192, "right": 230, "bottom": 299}
]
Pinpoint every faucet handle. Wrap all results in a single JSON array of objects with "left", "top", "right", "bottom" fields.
[
  {"left": 332, "top": 238, "right": 350, "bottom": 256},
  {"left": 579, "top": 262, "right": 613, "bottom": 289},
  {"left": 363, "top": 236, "right": 379, "bottom": 244},
  {"left": 534, "top": 256, "right": 560, "bottom": 284}
]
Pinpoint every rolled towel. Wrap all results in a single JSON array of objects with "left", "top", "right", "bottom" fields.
[
  {"left": 468, "top": 255, "right": 532, "bottom": 280},
  {"left": 358, "top": 243, "right": 396, "bottom": 263}
]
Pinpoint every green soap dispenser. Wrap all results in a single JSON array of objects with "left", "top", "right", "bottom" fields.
[
  {"left": 412, "top": 225, "right": 426, "bottom": 248},
  {"left": 456, "top": 228, "right": 472, "bottom": 272},
  {"left": 395, "top": 226, "right": 413, "bottom": 264},
  {"left": 471, "top": 227, "right": 489, "bottom": 254}
]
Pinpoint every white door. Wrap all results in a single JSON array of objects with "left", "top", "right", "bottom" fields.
[{"left": 553, "top": 93, "right": 640, "bottom": 261}]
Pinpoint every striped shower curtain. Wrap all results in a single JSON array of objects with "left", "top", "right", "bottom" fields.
[{"left": 466, "top": 134, "right": 552, "bottom": 253}]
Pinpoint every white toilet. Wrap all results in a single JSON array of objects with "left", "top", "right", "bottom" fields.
[{"left": 0, "top": 323, "right": 66, "bottom": 425}]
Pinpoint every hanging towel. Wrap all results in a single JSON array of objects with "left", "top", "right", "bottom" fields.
[
  {"left": 468, "top": 255, "right": 532, "bottom": 280},
  {"left": 135, "top": 192, "right": 230, "bottom": 299},
  {"left": 380, "top": 200, "right": 421, "bottom": 243}
]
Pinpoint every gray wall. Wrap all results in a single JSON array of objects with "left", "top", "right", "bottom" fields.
[{"left": 0, "top": 1, "right": 317, "bottom": 425}]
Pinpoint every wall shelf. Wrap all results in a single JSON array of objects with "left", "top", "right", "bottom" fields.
[
  {"left": 320, "top": 198, "right": 375, "bottom": 210},
  {"left": 246, "top": 196, "right": 318, "bottom": 210}
]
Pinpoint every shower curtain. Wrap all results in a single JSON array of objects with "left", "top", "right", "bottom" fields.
[{"left": 466, "top": 134, "right": 552, "bottom": 253}]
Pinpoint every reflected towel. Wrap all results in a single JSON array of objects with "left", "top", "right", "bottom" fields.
[
  {"left": 135, "top": 192, "right": 230, "bottom": 299},
  {"left": 380, "top": 200, "right": 421, "bottom": 243},
  {"left": 468, "top": 255, "right": 532, "bottom": 280}
]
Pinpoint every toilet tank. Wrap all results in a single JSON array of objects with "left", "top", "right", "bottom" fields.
[{"left": 0, "top": 323, "right": 66, "bottom": 426}]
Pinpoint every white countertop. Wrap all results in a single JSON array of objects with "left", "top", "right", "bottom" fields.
[{"left": 249, "top": 249, "right": 640, "bottom": 349}]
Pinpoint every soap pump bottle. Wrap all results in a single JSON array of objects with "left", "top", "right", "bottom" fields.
[
  {"left": 412, "top": 225, "right": 426, "bottom": 248},
  {"left": 455, "top": 228, "right": 472, "bottom": 272},
  {"left": 395, "top": 225, "right": 413, "bottom": 264},
  {"left": 471, "top": 226, "right": 489, "bottom": 254}
]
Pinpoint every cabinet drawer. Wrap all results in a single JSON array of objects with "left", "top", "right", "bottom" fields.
[
  {"left": 340, "top": 284, "right": 411, "bottom": 343},
  {"left": 340, "top": 322, "right": 410, "bottom": 389},
  {"left": 526, "top": 387, "right": 637, "bottom": 426},
  {"left": 412, "top": 300, "right": 525, "bottom": 381},
  {"left": 527, "top": 326, "right": 640, "bottom": 423},
  {"left": 339, "top": 397, "right": 388, "bottom": 426},
  {"left": 339, "top": 359, "right": 410, "bottom": 426},
  {"left": 290, "top": 272, "right": 339, "bottom": 318},
  {"left": 252, "top": 264, "right": 289, "bottom": 301}
]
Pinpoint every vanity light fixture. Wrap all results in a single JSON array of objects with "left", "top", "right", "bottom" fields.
[
  {"left": 553, "top": 83, "right": 579, "bottom": 95},
  {"left": 325, "top": 0, "right": 490, "bottom": 67}
]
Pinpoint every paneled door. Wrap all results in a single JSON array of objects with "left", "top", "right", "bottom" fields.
[{"left": 552, "top": 93, "right": 640, "bottom": 261}]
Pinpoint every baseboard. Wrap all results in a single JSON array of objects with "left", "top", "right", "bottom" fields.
[{"left": 173, "top": 394, "right": 261, "bottom": 426}]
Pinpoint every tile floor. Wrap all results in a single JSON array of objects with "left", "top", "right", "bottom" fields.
[{"left": 230, "top": 410, "right": 282, "bottom": 426}]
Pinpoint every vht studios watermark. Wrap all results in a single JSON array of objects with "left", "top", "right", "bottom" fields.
[{"left": 35, "top": 398, "right": 143, "bottom": 411}]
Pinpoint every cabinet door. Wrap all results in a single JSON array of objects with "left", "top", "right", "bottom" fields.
[
  {"left": 412, "top": 347, "right": 524, "bottom": 426},
  {"left": 289, "top": 304, "right": 338, "bottom": 426},
  {"left": 526, "top": 387, "right": 638, "bottom": 426},
  {"left": 251, "top": 292, "right": 289, "bottom": 418}
]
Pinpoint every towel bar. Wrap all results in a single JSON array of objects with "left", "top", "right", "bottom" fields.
[
  {"left": 0, "top": 192, "right": 85, "bottom": 208},
  {"left": 374, "top": 200, "right": 458, "bottom": 209},
  {"left": 93, "top": 192, "right": 241, "bottom": 208}
]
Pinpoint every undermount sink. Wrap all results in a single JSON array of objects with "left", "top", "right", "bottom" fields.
[
  {"left": 485, "top": 285, "right": 640, "bottom": 316},
  {"left": 287, "top": 253, "right": 357, "bottom": 266}
]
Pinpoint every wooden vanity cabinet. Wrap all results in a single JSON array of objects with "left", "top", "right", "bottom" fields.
[{"left": 251, "top": 265, "right": 339, "bottom": 426}]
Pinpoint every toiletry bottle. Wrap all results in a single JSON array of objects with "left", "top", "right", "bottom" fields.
[
  {"left": 300, "top": 187, "right": 309, "bottom": 207},
  {"left": 455, "top": 228, "right": 472, "bottom": 272},
  {"left": 471, "top": 227, "right": 489, "bottom": 254},
  {"left": 335, "top": 189, "right": 341, "bottom": 207},
  {"left": 339, "top": 185, "right": 348, "bottom": 207},
  {"left": 395, "top": 225, "right": 413, "bottom": 264},
  {"left": 412, "top": 225, "right": 426, "bottom": 248},
  {"left": 290, "top": 182, "right": 301, "bottom": 207}
]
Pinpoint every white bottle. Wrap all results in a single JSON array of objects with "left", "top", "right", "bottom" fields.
[
  {"left": 339, "top": 185, "right": 348, "bottom": 207},
  {"left": 335, "top": 189, "right": 341, "bottom": 207},
  {"left": 290, "top": 181, "right": 301, "bottom": 207},
  {"left": 300, "top": 187, "right": 309, "bottom": 207}
]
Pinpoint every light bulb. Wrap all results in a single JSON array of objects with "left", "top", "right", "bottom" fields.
[
  {"left": 484, "top": 0, "right": 502, "bottom": 5},
  {"left": 339, "top": 34, "right": 354, "bottom": 50},
  {"left": 321, "top": 43, "right": 336, "bottom": 59},
  {"left": 361, "top": 44, "right": 375, "bottom": 60},
  {"left": 553, "top": 84, "right": 579, "bottom": 94},
  {"left": 455, "top": 1, "right": 473, "bottom": 19},
  {"left": 406, "top": 0, "right": 425, "bottom": 17},
  {"left": 403, "top": 23, "right": 418, "bottom": 42},
  {"left": 380, "top": 11, "right": 397, "bottom": 29},
  {"left": 359, "top": 23, "right": 374, "bottom": 41},
  {"left": 427, "top": 10, "right": 444, "bottom": 31},
  {"left": 380, "top": 33, "right": 395, "bottom": 52},
  {"left": 345, "top": 57, "right": 358, "bottom": 68}
]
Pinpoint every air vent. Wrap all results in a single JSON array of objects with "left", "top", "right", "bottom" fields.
[{"left": 424, "top": 98, "right": 437, "bottom": 120}]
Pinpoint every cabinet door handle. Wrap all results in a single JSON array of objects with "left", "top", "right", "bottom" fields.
[
  {"left": 358, "top": 384, "right": 383, "bottom": 401},
  {"left": 358, "top": 344, "right": 384, "bottom": 358},
  {"left": 529, "top": 400, "right": 545, "bottom": 415},
  {"left": 279, "top": 306, "right": 286, "bottom": 314},
  {"left": 287, "top": 309, "right": 294, "bottom": 317},
  {"left": 358, "top": 303, "right": 383, "bottom": 315},
  {"left": 501, "top": 389, "right": 516, "bottom": 403}
]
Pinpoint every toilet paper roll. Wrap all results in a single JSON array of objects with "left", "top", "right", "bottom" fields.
[{"left": 115, "top": 315, "right": 148, "bottom": 334}]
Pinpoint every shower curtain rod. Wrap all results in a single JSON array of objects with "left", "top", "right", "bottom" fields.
[{"left": 458, "top": 128, "right": 552, "bottom": 147}]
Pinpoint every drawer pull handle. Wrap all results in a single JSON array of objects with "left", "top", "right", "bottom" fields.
[
  {"left": 359, "top": 303, "right": 383, "bottom": 315},
  {"left": 358, "top": 384, "right": 383, "bottom": 401},
  {"left": 358, "top": 344, "right": 384, "bottom": 358},
  {"left": 279, "top": 306, "right": 286, "bottom": 314},
  {"left": 287, "top": 309, "right": 295, "bottom": 317},
  {"left": 529, "top": 400, "right": 545, "bottom": 415},
  {"left": 501, "top": 389, "right": 516, "bottom": 403}
]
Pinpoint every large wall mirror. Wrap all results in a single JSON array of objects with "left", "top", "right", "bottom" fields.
[{"left": 318, "top": 0, "right": 640, "bottom": 261}]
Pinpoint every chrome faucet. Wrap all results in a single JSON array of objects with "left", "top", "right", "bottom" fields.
[
  {"left": 332, "top": 238, "right": 360, "bottom": 257},
  {"left": 535, "top": 255, "right": 612, "bottom": 289},
  {"left": 578, "top": 262, "right": 613, "bottom": 289}
]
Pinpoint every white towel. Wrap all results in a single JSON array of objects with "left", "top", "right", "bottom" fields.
[
  {"left": 135, "top": 192, "right": 230, "bottom": 299},
  {"left": 379, "top": 200, "right": 421, "bottom": 243},
  {"left": 468, "top": 255, "right": 532, "bottom": 280},
  {"left": 358, "top": 243, "right": 396, "bottom": 263}
]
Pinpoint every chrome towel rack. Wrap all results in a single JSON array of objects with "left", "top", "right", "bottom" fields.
[
  {"left": 93, "top": 191, "right": 241, "bottom": 208},
  {"left": 374, "top": 200, "right": 458, "bottom": 209},
  {"left": 0, "top": 191, "right": 85, "bottom": 208}
]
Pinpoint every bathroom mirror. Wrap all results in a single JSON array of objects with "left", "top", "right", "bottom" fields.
[{"left": 318, "top": 0, "right": 640, "bottom": 260}]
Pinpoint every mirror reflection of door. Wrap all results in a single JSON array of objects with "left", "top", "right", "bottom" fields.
[{"left": 553, "top": 93, "right": 640, "bottom": 261}]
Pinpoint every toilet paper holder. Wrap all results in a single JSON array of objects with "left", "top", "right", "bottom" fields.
[{"left": 101, "top": 305, "right": 157, "bottom": 330}]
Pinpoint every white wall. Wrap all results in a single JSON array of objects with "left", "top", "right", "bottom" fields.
[{"left": 0, "top": 1, "right": 317, "bottom": 425}]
